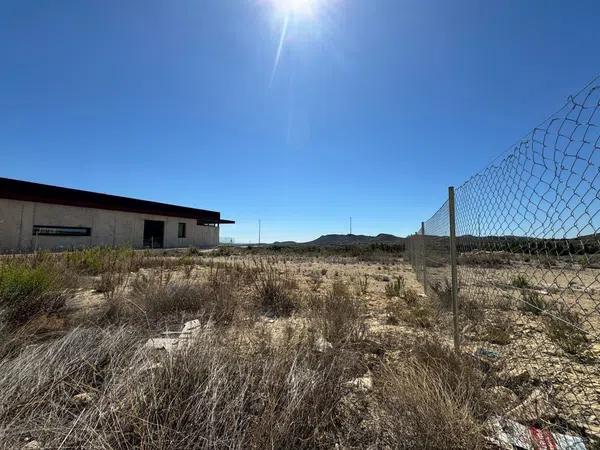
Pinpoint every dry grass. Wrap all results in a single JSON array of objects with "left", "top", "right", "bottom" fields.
[
  {"left": 251, "top": 261, "right": 299, "bottom": 317},
  {"left": 0, "top": 325, "right": 353, "bottom": 449},
  {"left": 311, "top": 281, "right": 367, "bottom": 346},
  {"left": 376, "top": 339, "right": 489, "bottom": 449},
  {"left": 545, "top": 306, "right": 589, "bottom": 355}
]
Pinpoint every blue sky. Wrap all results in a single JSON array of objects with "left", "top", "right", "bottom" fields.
[{"left": 1, "top": 0, "right": 599, "bottom": 243}]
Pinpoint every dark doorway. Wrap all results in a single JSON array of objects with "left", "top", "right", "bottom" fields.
[{"left": 143, "top": 220, "right": 164, "bottom": 248}]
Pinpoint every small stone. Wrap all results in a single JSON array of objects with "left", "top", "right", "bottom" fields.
[
  {"left": 315, "top": 336, "right": 333, "bottom": 353},
  {"left": 347, "top": 374, "right": 373, "bottom": 392},
  {"left": 73, "top": 392, "right": 95, "bottom": 406},
  {"left": 21, "top": 441, "right": 42, "bottom": 450}
]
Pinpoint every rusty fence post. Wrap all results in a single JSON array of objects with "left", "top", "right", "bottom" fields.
[{"left": 448, "top": 186, "right": 460, "bottom": 353}]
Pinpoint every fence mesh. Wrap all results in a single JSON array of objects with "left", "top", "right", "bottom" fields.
[{"left": 406, "top": 77, "right": 600, "bottom": 445}]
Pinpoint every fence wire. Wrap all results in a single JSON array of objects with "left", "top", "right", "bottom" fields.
[{"left": 407, "top": 77, "right": 600, "bottom": 445}]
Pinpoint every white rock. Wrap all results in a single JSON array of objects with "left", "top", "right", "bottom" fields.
[
  {"left": 21, "top": 441, "right": 42, "bottom": 450},
  {"left": 145, "top": 337, "right": 180, "bottom": 353},
  {"left": 347, "top": 374, "right": 373, "bottom": 392},
  {"left": 73, "top": 392, "right": 95, "bottom": 406},
  {"left": 315, "top": 336, "right": 333, "bottom": 353}
]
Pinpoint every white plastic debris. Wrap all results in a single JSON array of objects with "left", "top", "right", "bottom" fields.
[
  {"left": 145, "top": 320, "right": 206, "bottom": 353},
  {"left": 487, "top": 417, "right": 587, "bottom": 450}
]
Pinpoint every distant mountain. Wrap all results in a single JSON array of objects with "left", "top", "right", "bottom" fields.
[{"left": 273, "top": 233, "right": 404, "bottom": 246}]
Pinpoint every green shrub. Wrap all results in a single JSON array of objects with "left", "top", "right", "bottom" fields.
[
  {"left": 64, "top": 247, "right": 136, "bottom": 275},
  {"left": 0, "top": 261, "right": 67, "bottom": 326}
]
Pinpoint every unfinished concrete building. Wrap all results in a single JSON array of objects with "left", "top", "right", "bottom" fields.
[{"left": 0, "top": 177, "right": 234, "bottom": 253}]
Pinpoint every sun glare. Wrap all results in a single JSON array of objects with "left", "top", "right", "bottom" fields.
[{"left": 270, "top": 0, "right": 322, "bottom": 19}]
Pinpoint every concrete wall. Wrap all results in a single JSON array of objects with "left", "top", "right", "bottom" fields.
[{"left": 0, "top": 198, "right": 219, "bottom": 253}]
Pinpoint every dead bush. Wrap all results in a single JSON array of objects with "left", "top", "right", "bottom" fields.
[
  {"left": 461, "top": 296, "right": 485, "bottom": 322},
  {"left": 430, "top": 278, "right": 453, "bottom": 310},
  {"left": 251, "top": 262, "right": 299, "bottom": 317},
  {"left": 354, "top": 275, "right": 369, "bottom": 296},
  {"left": 545, "top": 306, "right": 589, "bottom": 355},
  {"left": 401, "top": 304, "right": 435, "bottom": 328},
  {"left": 127, "top": 266, "right": 243, "bottom": 324},
  {"left": 377, "top": 339, "right": 488, "bottom": 449},
  {"left": 312, "top": 281, "right": 367, "bottom": 345},
  {"left": 519, "top": 290, "right": 548, "bottom": 315},
  {"left": 459, "top": 252, "right": 511, "bottom": 268},
  {"left": 403, "top": 287, "right": 419, "bottom": 306},
  {"left": 0, "top": 327, "right": 140, "bottom": 447}
]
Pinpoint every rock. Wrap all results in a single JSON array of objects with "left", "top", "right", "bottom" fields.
[
  {"left": 347, "top": 374, "right": 373, "bottom": 392},
  {"left": 145, "top": 337, "right": 180, "bottom": 353},
  {"left": 315, "top": 336, "right": 333, "bottom": 353},
  {"left": 21, "top": 441, "right": 42, "bottom": 450},
  {"left": 73, "top": 392, "right": 95, "bottom": 406},
  {"left": 181, "top": 319, "right": 202, "bottom": 334}
]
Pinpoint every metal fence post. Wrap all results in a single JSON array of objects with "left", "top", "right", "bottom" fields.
[
  {"left": 421, "top": 221, "right": 427, "bottom": 294},
  {"left": 448, "top": 186, "right": 460, "bottom": 353}
]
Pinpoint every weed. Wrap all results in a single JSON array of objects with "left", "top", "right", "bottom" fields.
[
  {"left": 377, "top": 339, "right": 487, "bottom": 449},
  {"left": 403, "top": 287, "right": 419, "bottom": 306},
  {"left": 312, "top": 281, "right": 366, "bottom": 345},
  {"left": 461, "top": 297, "right": 484, "bottom": 322},
  {"left": 401, "top": 304, "right": 435, "bottom": 328},
  {"left": 519, "top": 290, "right": 548, "bottom": 315},
  {"left": 354, "top": 275, "right": 369, "bottom": 296},
  {"left": 251, "top": 263, "right": 299, "bottom": 317},
  {"left": 384, "top": 276, "right": 405, "bottom": 298},
  {"left": 431, "top": 278, "right": 453, "bottom": 309},
  {"left": 545, "top": 307, "right": 589, "bottom": 355},
  {"left": 511, "top": 274, "right": 530, "bottom": 289},
  {"left": 0, "top": 260, "right": 71, "bottom": 326}
]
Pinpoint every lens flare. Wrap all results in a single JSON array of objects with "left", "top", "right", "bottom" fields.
[{"left": 270, "top": 0, "right": 322, "bottom": 19}]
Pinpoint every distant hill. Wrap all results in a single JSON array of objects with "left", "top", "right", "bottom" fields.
[{"left": 273, "top": 233, "right": 404, "bottom": 246}]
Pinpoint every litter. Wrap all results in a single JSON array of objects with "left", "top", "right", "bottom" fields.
[
  {"left": 145, "top": 320, "right": 204, "bottom": 353},
  {"left": 487, "top": 417, "right": 587, "bottom": 450}
]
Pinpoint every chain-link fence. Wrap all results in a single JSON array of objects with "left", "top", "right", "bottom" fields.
[{"left": 406, "top": 77, "right": 600, "bottom": 446}]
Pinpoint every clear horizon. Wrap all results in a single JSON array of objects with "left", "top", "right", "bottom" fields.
[{"left": 2, "top": 1, "right": 600, "bottom": 243}]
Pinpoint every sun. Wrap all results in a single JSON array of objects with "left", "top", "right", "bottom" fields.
[{"left": 270, "top": 0, "right": 322, "bottom": 19}]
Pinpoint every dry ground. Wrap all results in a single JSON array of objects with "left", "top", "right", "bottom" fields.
[{"left": 0, "top": 246, "right": 598, "bottom": 448}]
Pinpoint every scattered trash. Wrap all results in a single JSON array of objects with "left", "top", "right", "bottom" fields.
[
  {"left": 487, "top": 417, "right": 587, "bottom": 450},
  {"left": 145, "top": 319, "right": 204, "bottom": 353},
  {"left": 475, "top": 347, "right": 501, "bottom": 360}
]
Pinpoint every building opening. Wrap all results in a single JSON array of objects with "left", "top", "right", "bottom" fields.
[{"left": 143, "top": 220, "right": 164, "bottom": 248}]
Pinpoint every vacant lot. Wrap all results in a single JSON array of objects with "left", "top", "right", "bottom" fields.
[{"left": 0, "top": 246, "right": 598, "bottom": 448}]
